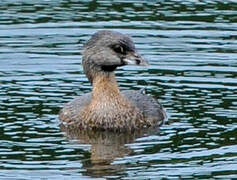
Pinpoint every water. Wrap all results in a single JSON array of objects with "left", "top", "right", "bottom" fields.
[{"left": 0, "top": 0, "right": 237, "bottom": 179}]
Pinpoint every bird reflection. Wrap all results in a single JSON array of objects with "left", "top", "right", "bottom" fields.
[{"left": 60, "top": 124, "right": 159, "bottom": 178}]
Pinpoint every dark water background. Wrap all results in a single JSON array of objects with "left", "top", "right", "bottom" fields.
[{"left": 0, "top": 0, "right": 237, "bottom": 179}]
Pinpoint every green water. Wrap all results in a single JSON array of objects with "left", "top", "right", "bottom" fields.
[{"left": 0, "top": 0, "right": 237, "bottom": 179}]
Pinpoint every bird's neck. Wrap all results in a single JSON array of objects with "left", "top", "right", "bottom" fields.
[{"left": 91, "top": 72, "right": 121, "bottom": 101}]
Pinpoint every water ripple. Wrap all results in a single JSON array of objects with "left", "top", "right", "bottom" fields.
[{"left": 0, "top": 0, "right": 237, "bottom": 179}]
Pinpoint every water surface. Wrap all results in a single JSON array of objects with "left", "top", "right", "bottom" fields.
[{"left": 0, "top": 0, "right": 237, "bottom": 179}]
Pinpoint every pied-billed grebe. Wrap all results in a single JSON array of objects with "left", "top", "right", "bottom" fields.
[{"left": 59, "top": 30, "right": 166, "bottom": 132}]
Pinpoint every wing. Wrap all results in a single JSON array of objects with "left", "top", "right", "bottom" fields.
[
  {"left": 59, "top": 93, "right": 91, "bottom": 124},
  {"left": 122, "top": 90, "right": 166, "bottom": 125}
]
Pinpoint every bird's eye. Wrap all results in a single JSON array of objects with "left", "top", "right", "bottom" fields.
[{"left": 113, "top": 44, "right": 125, "bottom": 54}]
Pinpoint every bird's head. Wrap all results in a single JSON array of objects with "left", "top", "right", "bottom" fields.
[{"left": 82, "top": 30, "right": 148, "bottom": 83}]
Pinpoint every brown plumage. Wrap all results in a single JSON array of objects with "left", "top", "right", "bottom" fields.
[{"left": 59, "top": 30, "right": 166, "bottom": 132}]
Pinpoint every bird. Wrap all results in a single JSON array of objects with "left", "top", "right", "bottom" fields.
[{"left": 59, "top": 30, "right": 166, "bottom": 132}]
